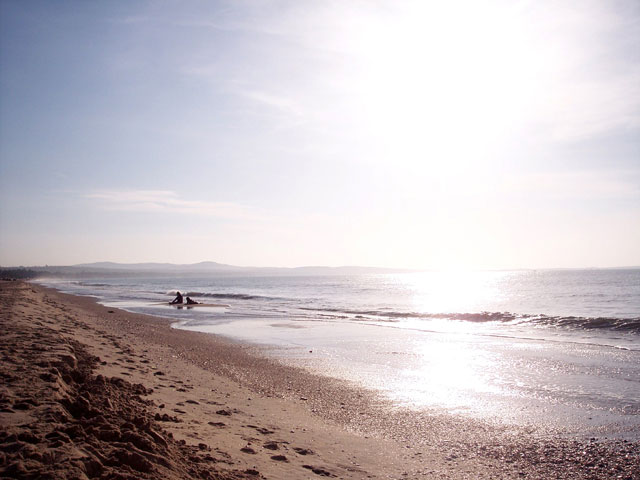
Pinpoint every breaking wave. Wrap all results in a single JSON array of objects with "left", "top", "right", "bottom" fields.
[
  {"left": 301, "top": 307, "right": 640, "bottom": 334},
  {"left": 165, "top": 289, "right": 640, "bottom": 334},
  {"left": 182, "top": 291, "right": 284, "bottom": 301}
]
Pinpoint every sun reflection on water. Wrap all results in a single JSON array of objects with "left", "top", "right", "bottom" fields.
[
  {"left": 389, "top": 337, "right": 505, "bottom": 412},
  {"left": 387, "top": 270, "right": 512, "bottom": 315}
]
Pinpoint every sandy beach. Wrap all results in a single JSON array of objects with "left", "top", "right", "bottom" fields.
[{"left": 1, "top": 280, "right": 638, "bottom": 479}]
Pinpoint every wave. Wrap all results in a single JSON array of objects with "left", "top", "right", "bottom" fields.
[
  {"left": 76, "top": 282, "right": 112, "bottom": 287},
  {"left": 535, "top": 315, "right": 640, "bottom": 333},
  {"left": 300, "top": 307, "right": 640, "bottom": 334},
  {"left": 160, "top": 289, "right": 640, "bottom": 334},
  {"left": 182, "top": 291, "right": 284, "bottom": 301}
]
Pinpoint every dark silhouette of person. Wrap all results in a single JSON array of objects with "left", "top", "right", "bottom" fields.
[
  {"left": 170, "top": 291, "right": 183, "bottom": 304},
  {"left": 186, "top": 296, "right": 199, "bottom": 305}
]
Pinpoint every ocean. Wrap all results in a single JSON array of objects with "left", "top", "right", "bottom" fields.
[{"left": 39, "top": 268, "right": 640, "bottom": 439}]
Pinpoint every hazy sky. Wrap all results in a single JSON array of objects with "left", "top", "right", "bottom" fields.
[{"left": 1, "top": 0, "right": 639, "bottom": 269}]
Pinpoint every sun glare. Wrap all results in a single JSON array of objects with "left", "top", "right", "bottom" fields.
[
  {"left": 350, "top": 1, "right": 547, "bottom": 172},
  {"left": 392, "top": 338, "right": 501, "bottom": 410},
  {"left": 393, "top": 270, "right": 506, "bottom": 314}
]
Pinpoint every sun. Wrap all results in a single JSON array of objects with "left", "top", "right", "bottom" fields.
[{"left": 348, "top": 0, "right": 546, "bottom": 174}]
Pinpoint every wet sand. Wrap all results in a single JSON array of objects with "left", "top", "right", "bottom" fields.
[{"left": 1, "top": 280, "right": 638, "bottom": 479}]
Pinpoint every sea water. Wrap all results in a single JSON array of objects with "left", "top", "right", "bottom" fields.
[{"left": 39, "top": 269, "right": 640, "bottom": 438}]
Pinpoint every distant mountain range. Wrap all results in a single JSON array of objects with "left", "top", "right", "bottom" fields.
[
  {"left": 1, "top": 261, "right": 415, "bottom": 278},
  {"left": 2, "top": 263, "right": 638, "bottom": 280},
  {"left": 72, "top": 261, "right": 414, "bottom": 275},
  {"left": 74, "top": 261, "right": 242, "bottom": 271}
]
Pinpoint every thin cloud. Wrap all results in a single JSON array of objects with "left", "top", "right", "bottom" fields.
[
  {"left": 242, "top": 90, "right": 302, "bottom": 117},
  {"left": 85, "top": 190, "right": 265, "bottom": 220},
  {"left": 501, "top": 171, "right": 640, "bottom": 200},
  {"left": 548, "top": 69, "right": 640, "bottom": 141}
]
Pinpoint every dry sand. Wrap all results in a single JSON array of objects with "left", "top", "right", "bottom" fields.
[{"left": 1, "top": 280, "right": 638, "bottom": 479}]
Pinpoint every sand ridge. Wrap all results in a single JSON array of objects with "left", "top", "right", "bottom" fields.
[{"left": 1, "top": 280, "right": 639, "bottom": 479}]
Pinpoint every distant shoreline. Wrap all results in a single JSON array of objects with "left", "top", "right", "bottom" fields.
[{"left": 2, "top": 263, "right": 639, "bottom": 282}]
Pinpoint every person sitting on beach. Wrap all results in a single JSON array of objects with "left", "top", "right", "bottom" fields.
[
  {"left": 185, "top": 296, "right": 199, "bottom": 305},
  {"left": 170, "top": 291, "right": 183, "bottom": 304}
]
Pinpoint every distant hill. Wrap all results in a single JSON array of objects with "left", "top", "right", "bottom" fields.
[
  {"left": 74, "top": 261, "right": 244, "bottom": 272},
  {"left": 2, "top": 261, "right": 416, "bottom": 279},
  {"left": 71, "top": 261, "right": 413, "bottom": 276},
  {"left": 2, "top": 263, "right": 638, "bottom": 279}
]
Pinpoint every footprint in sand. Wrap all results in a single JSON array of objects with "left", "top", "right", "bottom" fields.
[
  {"left": 302, "top": 465, "right": 336, "bottom": 477},
  {"left": 246, "top": 425, "right": 275, "bottom": 435},
  {"left": 155, "top": 413, "right": 181, "bottom": 423},
  {"left": 293, "top": 447, "right": 314, "bottom": 455}
]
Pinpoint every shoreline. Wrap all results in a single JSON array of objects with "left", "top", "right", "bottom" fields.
[{"left": 1, "top": 280, "right": 639, "bottom": 479}]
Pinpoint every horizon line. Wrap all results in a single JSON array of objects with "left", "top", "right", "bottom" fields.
[{"left": 1, "top": 261, "right": 639, "bottom": 272}]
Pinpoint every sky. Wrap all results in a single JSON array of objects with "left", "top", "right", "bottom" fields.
[{"left": 0, "top": 0, "right": 639, "bottom": 269}]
